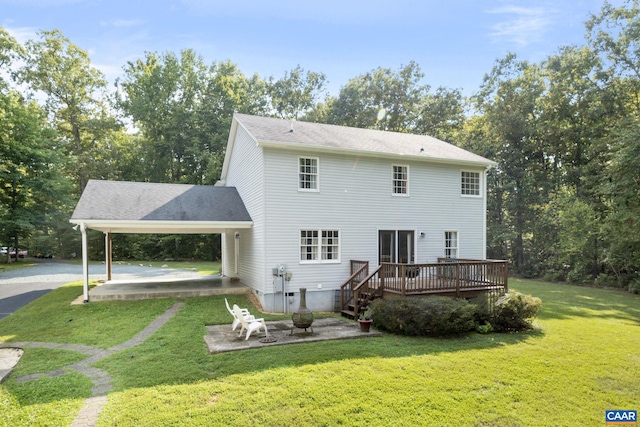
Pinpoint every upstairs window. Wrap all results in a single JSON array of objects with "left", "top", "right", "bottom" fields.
[
  {"left": 299, "top": 157, "right": 319, "bottom": 191},
  {"left": 444, "top": 231, "right": 458, "bottom": 258},
  {"left": 461, "top": 171, "right": 480, "bottom": 196},
  {"left": 393, "top": 165, "right": 409, "bottom": 196}
]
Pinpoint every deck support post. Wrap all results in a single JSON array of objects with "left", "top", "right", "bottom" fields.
[
  {"left": 105, "top": 232, "right": 112, "bottom": 281},
  {"left": 81, "top": 223, "right": 89, "bottom": 303}
]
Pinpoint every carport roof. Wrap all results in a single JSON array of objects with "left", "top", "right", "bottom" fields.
[{"left": 70, "top": 180, "right": 252, "bottom": 234}]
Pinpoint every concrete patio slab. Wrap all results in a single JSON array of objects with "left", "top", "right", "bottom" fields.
[
  {"left": 89, "top": 275, "right": 250, "bottom": 301},
  {"left": 204, "top": 317, "right": 382, "bottom": 354},
  {"left": 0, "top": 347, "right": 24, "bottom": 383}
]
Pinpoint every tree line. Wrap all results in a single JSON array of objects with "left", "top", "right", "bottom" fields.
[{"left": 1, "top": 1, "right": 638, "bottom": 292}]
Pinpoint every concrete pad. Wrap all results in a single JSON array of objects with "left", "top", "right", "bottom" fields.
[
  {"left": 204, "top": 317, "right": 382, "bottom": 354},
  {"left": 0, "top": 347, "right": 24, "bottom": 383},
  {"left": 89, "top": 276, "right": 250, "bottom": 301}
]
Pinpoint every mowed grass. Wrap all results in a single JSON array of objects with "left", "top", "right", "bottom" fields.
[{"left": 0, "top": 278, "right": 639, "bottom": 426}]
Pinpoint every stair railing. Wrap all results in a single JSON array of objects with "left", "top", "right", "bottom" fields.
[
  {"left": 352, "top": 264, "right": 384, "bottom": 319},
  {"left": 339, "top": 261, "right": 369, "bottom": 315}
]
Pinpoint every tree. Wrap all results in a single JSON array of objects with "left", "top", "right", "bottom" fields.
[
  {"left": 20, "top": 29, "right": 114, "bottom": 192},
  {"left": 586, "top": 0, "right": 640, "bottom": 286},
  {"left": 268, "top": 65, "right": 326, "bottom": 120},
  {"left": 587, "top": 0, "right": 640, "bottom": 114},
  {"left": 117, "top": 50, "right": 207, "bottom": 183},
  {"left": 473, "top": 54, "right": 548, "bottom": 275},
  {"left": 0, "top": 26, "right": 25, "bottom": 88},
  {"left": 326, "top": 61, "right": 429, "bottom": 132},
  {"left": 0, "top": 90, "right": 70, "bottom": 260},
  {"left": 414, "top": 86, "right": 467, "bottom": 142},
  {"left": 117, "top": 53, "right": 270, "bottom": 184}
]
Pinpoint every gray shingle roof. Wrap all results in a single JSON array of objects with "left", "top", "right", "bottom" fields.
[
  {"left": 234, "top": 113, "right": 494, "bottom": 166},
  {"left": 71, "top": 180, "right": 251, "bottom": 222}
]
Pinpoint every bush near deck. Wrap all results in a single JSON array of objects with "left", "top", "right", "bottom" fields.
[{"left": 370, "top": 291, "right": 541, "bottom": 336}]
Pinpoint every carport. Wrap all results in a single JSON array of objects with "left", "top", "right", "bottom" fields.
[{"left": 70, "top": 180, "right": 252, "bottom": 302}]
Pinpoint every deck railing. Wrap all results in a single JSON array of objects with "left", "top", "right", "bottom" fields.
[
  {"left": 381, "top": 259, "right": 508, "bottom": 297},
  {"left": 340, "top": 259, "right": 508, "bottom": 318}
]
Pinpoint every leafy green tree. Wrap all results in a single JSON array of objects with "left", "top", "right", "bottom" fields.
[
  {"left": 586, "top": 0, "right": 640, "bottom": 286},
  {"left": 414, "top": 86, "right": 467, "bottom": 142},
  {"left": 195, "top": 61, "right": 270, "bottom": 184},
  {"left": 19, "top": 29, "right": 114, "bottom": 192},
  {"left": 599, "top": 119, "right": 640, "bottom": 286},
  {"left": 0, "top": 90, "right": 70, "bottom": 260},
  {"left": 117, "top": 49, "right": 208, "bottom": 183},
  {"left": 473, "top": 54, "right": 548, "bottom": 275},
  {"left": 0, "top": 26, "right": 25, "bottom": 88},
  {"left": 268, "top": 65, "right": 326, "bottom": 120},
  {"left": 587, "top": 0, "right": 640, "bottom": 114},
  {"left": 326, "top": 61, "right": 429, "bottom": 132}
]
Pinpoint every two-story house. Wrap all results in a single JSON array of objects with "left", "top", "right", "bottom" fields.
[
  {"left": 218, "top": 113, "right": 495, "bottom": 313},
  {"left": 70, "top": 113, "right": 498, "bottom": 312}
]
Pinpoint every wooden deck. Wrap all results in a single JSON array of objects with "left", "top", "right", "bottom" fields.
[{"left": 340, "top": 259, "right": 509, "bottom": 319}]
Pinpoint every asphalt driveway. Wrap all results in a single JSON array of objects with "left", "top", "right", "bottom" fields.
[{"left": 0, "top": 260, "right": 204, "bottom": 319}]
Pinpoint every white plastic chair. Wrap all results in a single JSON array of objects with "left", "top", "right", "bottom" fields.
[
  {"left": 233, "top": 304, "right": 268, "bottom": 340},
  {"left": 225, "top": 298, "right": 255, "bottom": 331}
]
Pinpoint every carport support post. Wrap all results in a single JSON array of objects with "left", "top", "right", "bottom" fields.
[
  {"left": 105, "top": 232, "right": 112, "bottom": 281},
  {"left": 81, "top": 223, "right": 89, "bottom": 303}
]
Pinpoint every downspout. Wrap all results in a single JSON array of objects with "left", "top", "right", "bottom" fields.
[
  {"left": 81, "top": 223, "right": 89, "bottom": 303},
  {"left": 483, "top": 166, "right": 490, "bottom": 260}
]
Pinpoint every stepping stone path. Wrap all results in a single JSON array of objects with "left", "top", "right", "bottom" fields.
[{"left": 0, "top": 302, "right": 185, "bottom": 427}]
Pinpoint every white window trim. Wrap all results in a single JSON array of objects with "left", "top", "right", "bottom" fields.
[
  {"left": 298, "top": 156, "right": 320, "bottom": 192},
  {"left": 461, "top": 170, "right": 482, "bottom": 198},
  {"left": 444, "top": 230, "right": 459, "bottom": 259},
  {"left": 300, "top": 228, "right": 341, "bottom": 264},
  {"left": 392, "top": 164, "right": 409, "bottom": 197}
]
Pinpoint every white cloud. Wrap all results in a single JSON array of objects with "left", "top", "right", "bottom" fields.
[
  {"left": 4, "top": 25, "right": 39, "bottom": 44},
  {"left": 487, "top": 5, "right": 555, "bottom": 47}
]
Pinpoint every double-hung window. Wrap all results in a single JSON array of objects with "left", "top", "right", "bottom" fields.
[
  {"left": 299, "top": 157, "right": 319, "bottom": 191},
  {"left": 444, "top": 231, "right": 458, "bottom": 258},
  {"left": 300, "top": 229, "right": 340, "bottom": 263},
  {"left": 461, "top": 171, "right": 480, "bottom": 196},
  {"left": 393, "top": 165, "right": 409, "bottom": 196}
]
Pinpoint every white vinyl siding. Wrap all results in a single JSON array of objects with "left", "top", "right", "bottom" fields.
[
  {"left": 461, "top": 170, "right": 481, "bottom": 196},
  {"left": 392, "top": 165, "right": 409, "bottom": 196},
  {"left": 264, "top": 150, "right": 485, "bottom": 277},
  {"left": 299, "top": 157, "right": 319, "bottom": 191},
  {"left": 222, "top": 124, "right": 266, "bottom": 292}
]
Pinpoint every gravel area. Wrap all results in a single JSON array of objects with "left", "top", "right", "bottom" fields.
[
  {"left": 0, "top": 260, "right": 207, "bottom": 318},
  {"left": 0, "top": 260, "right": 205, "bottom": 285}
]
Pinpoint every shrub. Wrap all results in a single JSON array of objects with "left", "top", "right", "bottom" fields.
[
  {"left": 369, "top": 296, "right": 476, "bottom": 336},
  {"left": 629, "top": 278, "right": 640, "bottom": 295},
  {"left": 476, "top": 322, "right": 493, "bottom": 334},
  {"left": 492, "top": 291, "right": 542, "bottom": 332}
]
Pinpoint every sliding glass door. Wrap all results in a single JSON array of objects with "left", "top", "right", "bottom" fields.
[{"left": 379, "top": 230, "right": 415, "bottom": 264}]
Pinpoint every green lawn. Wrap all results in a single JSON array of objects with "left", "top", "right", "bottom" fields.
[{"left": 0, "top": 278, "right": 638, "bottom": 426}]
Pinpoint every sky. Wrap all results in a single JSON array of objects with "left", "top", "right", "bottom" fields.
[{"left": 0, "top": 0, "right": 626, "bottom": 97}]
